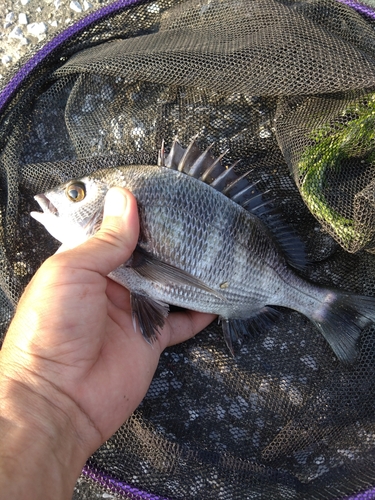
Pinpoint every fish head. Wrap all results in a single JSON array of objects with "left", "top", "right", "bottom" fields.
[{"left": 30, "top": 175, "right": 109, "bottom": 248}]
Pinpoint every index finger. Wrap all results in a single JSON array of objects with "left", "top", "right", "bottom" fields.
[{"left": 162, "top": 311, "right": 216, "bottom": 348}]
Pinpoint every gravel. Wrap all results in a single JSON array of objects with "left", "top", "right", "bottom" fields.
[
  {"left": 1, "top": 0, "right": 375, "bottom": 83},
  {"left": 0, "top": 0, "right": 113, "bottom": 81}
]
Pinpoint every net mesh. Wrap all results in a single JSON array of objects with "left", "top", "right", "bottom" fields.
[{"left": 2, "top": 0, "right": 375, "bottom": 498}]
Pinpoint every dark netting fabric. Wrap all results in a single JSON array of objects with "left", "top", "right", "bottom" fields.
[{"left": 2, "top": 0, "right": 375, "bottom": 498}]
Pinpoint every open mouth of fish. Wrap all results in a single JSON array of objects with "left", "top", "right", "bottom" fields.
[{"left": 34, "top": 194, "right": 59, "bottom": 216}]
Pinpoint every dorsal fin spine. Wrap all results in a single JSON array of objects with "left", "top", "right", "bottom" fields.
[
  {"left": 188, "top": 144, "right": 215, "bottom": 178},
  {"left": 177, "top": 134, "right": 199, "bottom": 172},
  {"left": 165, "top": 139, "right": 184, "bottom": 169},
  {"left": 158, "top": 139, "right": 165, "bottom": 166},
  {"left": 222, "top": 170, "right": 255, "bottom": 196},
  {"left": 200, "top": 150, "right": 228, "bottom": 182},
  {"left": 230, "top": 180, "right": 261, "bottom": 203},
  {"left": 242, "top": 190, "right": 271, "bottom": 208},
  {"left": 210, "top": 163, "right": 238, "bottom": 190}
]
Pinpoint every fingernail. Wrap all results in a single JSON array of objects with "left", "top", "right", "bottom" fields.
[{"left": 104, "top": 188, "right": 127, "bottom": 217}]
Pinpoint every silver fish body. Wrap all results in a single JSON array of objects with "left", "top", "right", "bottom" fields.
[
  {"left": 105, "top": 165, "right": 316, "bottom": 317},
  {"left": 31, "top": 139, "right": 375, "bottom": 363}
]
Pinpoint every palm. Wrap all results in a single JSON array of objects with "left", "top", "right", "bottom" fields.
[
  {"left": 4, "top": 252, "right": 214, "bottom": 446},
  {"left": 1, "top": 188, "right": 215, "bottom": 454}
]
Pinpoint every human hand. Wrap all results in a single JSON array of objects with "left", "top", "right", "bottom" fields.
[{"left": 0, "top": 187, "right": 215, "bottom": 499}]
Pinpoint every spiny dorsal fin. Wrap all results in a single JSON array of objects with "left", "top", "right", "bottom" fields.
[
  {"left": 161, "top": 138, "right": 253, "bottom": 202},
  {"left": 177, "top": 135, "right": 201, "bottom": 173},
  {"left": 164, "top": 139, "right": 185, "bottom": 169},
  {"left": 160, "top": 137, "right": 307, "bottom": 270}
]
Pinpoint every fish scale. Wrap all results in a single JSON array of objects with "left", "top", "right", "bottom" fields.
[{"left": 31, "top": 138, "right": 375, "bottom": 363}]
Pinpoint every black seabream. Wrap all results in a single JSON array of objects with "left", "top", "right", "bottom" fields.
[{"left": 31, "top": 138, "right": 375, "bottom": 363}]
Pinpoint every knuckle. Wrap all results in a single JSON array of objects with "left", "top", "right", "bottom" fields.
[{"left": 95, "top": 225, "right": 125, "bottom": 250}]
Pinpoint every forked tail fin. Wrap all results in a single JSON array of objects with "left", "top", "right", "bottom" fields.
[{"left": 311, "top": 292, "right": 375, "bottom": 364}]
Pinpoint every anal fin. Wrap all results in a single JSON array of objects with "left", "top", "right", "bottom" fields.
[
  {"left": 220, "top": 307, "right": 282, "bottom": 355},
  {"left": 221, "top": 318, "right": 245, "bottom": 356}
]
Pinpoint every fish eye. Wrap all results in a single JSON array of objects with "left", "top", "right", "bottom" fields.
[{"left": 65, "top": 182, "right": 86, "bottom": 202}]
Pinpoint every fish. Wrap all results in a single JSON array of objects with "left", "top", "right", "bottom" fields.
[{"left": 30, "top": 137, "right": 375, "bottom": 363}]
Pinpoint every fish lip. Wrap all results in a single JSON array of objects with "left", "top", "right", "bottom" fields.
[{"left": 34, "top": 194, "right": 59, "bottom": 216}]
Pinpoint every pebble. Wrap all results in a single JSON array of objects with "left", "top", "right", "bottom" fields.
[
  {"left": 27, "top": 22, "right": 48, "bottom": 36},
  {"left": 83, "top": 0, "right": 93, "bottom": 10},
  {"left": 54, "top": 0, "right": 61, "bottom": 8},
  {"left": 9, "top": 26, "right": 24, "bottom": 39},
  {"left": 1, "top": 55, "right": 12, "bottom": 65},
  {"left": 5, "top": 12, "right": 16, "bottom": 23},
  {"left": 19, "top": 13, "right": 28, "bottom": 25},
  {"left": 4, "top": 12, "right": 15, "bottom": 28},
  {"left": 20, "top": 0, "right": 30, "bottom": 4},
  {"left": 70, "top": 0, "right": 82, "bottom": 12}
]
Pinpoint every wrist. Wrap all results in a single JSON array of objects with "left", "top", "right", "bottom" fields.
[{"left": 0, "top": 358, "right": 95, "bottom": 499}]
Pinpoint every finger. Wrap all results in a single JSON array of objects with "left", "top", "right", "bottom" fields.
[
  {"left": 161, "top": 312, "right": 216, "bottom": 349},
  {"left": 65, "top": 187, "right": 140, "bottom": 276},
  {"left": 55, "top": 243, "right": 71, "bottom": 254},
  {"left": 106, "top": 278, "right": 131, "bottom": 311}
]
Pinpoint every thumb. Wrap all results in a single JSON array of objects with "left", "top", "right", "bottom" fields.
[{"left": 68, "top": 187, "right": 140, "bottom": 276}]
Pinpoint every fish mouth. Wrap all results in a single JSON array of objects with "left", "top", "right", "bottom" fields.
[{"left": 34, "top": 194, "right": 59, "bottom": 216}]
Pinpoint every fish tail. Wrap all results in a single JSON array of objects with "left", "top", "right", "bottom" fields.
[{"left": 310, "top": 291, "right": 375, "bottom": 364}]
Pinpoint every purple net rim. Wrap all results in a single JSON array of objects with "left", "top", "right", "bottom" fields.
[
  {"left": 82, "top": 465, "right": 171, "bottom": 500},
  {"left": 82, "top": 464, "right": 375, "bottom": 500},
  {"left": 337, "top": 0, "right": 375, "bottom": 18},
  {"left": 83, "top": 464, "right": 375, "bottom": 500},
  {"left": 343, "top": 488, "right": 375, "bottom": 500},
  {"left": 0, "top": 0, "right": 374, "bottom": 498}
]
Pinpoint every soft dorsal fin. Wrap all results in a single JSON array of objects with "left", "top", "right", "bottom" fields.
[{"left": 159, "top": 137, "right": 307, "bottom": 270}]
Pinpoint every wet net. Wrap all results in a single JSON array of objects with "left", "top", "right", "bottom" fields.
[{"left": 2, "top": 0, "right": 375, "bottom": 498}]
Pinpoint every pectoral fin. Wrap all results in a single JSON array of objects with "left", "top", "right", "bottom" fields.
[{"left": 131, "top": 246, "right": 225, "bottom": 300}]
